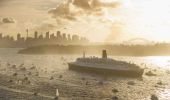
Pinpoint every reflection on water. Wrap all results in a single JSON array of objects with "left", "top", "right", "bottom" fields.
[
  {"left": 145, "top": 56, "right": 170, "bottom": 69},
  {"left": 0, "top": 48, "right": 169, "bottom": 99},
  {"left": 159, "top": 89, "right": 170, "bottom": 100}
]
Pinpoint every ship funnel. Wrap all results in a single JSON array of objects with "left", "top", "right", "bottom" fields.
[{"left": 102, "top": 50, "right": 107, "bottom": 59}]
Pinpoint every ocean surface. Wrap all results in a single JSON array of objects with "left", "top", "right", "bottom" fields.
[{"left": 0, "top": 48, "right": 169, "bottom": 100}]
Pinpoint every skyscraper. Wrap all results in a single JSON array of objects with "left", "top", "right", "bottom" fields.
[
  {"left": 34, "top": 31, "right": 38, "bottom": 39},
  {"left": 72, "top": 35, "right": 79, "bottom": 41},
  {"left": 17, "top": 33, "right": 21, "bottom": 41},
  {"left": 63, "top": 33, "right": 67, "bottom": 40},
  {"left": 67, "top": 34, "right": 71, "bottom": 41},
  {"left": 46, "top": 31, "right": 49, "bottom": 39},
  {"left": 0, "top": 33, "right": 2, "bottom": 39}
]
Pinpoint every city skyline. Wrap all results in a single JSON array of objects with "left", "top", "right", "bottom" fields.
[
  {"left": 0, "top": 30, "right": 89, "bottom": 47},
  {"left": 0, "top": 30, "right": 88, "bottom": 41}
]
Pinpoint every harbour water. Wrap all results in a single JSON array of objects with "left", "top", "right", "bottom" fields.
[{"left": 0, "top": 48, "right": 169, "bottom": 100}]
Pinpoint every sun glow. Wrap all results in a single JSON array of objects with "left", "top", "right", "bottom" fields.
[{"left": 123, "top": 0, "right": 170, "bottom": 42}]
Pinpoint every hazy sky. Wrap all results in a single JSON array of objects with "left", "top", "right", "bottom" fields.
[{"left": 0, "top": 0, "right": 170, "bottom": 42}]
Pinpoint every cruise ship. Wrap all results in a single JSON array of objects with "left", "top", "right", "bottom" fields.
[{"left": 68, "top": 50, "right": 144, "bottom": 77}]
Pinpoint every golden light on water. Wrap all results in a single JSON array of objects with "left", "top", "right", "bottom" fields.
[
  {"left": 158, "top": 89, "right": 170, "bottom": 100},
  {"left": 146, "top": 57, "right": 169, "bottom": 68}
]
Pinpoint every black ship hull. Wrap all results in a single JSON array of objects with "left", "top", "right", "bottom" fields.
[{"left": 68, "top": 63, "right": 144, "bottom": 77}]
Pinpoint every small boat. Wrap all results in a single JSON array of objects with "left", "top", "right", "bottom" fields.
[
  {"left": 56, "top": 89, "right": 59, "bottom": 97},
  {"left": 54, "top": 89, "right": 59, "bottom": 100}
]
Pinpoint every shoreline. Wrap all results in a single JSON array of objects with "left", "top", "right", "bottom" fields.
[{"left": 18, "top": 44, "right": 170, "bottom": 56}]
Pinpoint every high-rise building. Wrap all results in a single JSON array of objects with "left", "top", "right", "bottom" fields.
[
  {"left": 10, "top": 36, "right": 14, "bottom": 41},
  {"left": 57, "top": 31, "right": 62, "bottom": 40},
  {"left": 63, "top": 33, "right": 66, "bottom": 40},
  {"left": 39, "top": 34, "right": 43, "bottom": 39},
  {"left": 6, "top": 35, "right": 10, "bottom": 40},
  {"left": 34, "top": 31, "right": 38, "bottom": 39},
  {"left": 46, "top": 31, "right": 49, "bottom": 39},
  {"left": 0, "top": 33, "right": 2, "bottom": 39},
  {"left": 72, "top": 35, "right": 79, "bottom": 41},
  {"left": 67, "top": 34, "right": 71, "bottom": 41},
  {"left": 50, "top": 34, "right": 55, "bottom": 39},
  {"left": 57, "top": 31, "right": 61, "bottom": 37},
  {"left": 17, "top": 33, "right": 21, "bottom": 41}
]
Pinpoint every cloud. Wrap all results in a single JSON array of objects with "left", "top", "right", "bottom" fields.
[
  {"left": 48, "top": 2, "right": 76, "bottom": 21},
  {"left": 0, "top": 17, "right": 16, "bottom": 24},
  {"left": 48, "top": 0, "right": 120, "bottom": 21},
  {"left": 47, "top": 0, "right": 123, "bottom": 42},
  {"left": 73, "top": 0, "right": 92, "bottom": 10},
  {"left": 73, "top": 0, "right": 120, "bottom": 10}
]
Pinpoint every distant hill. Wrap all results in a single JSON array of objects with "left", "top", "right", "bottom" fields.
[{"left": 18, "top": 44, "right": 170, "bottom": 56}]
